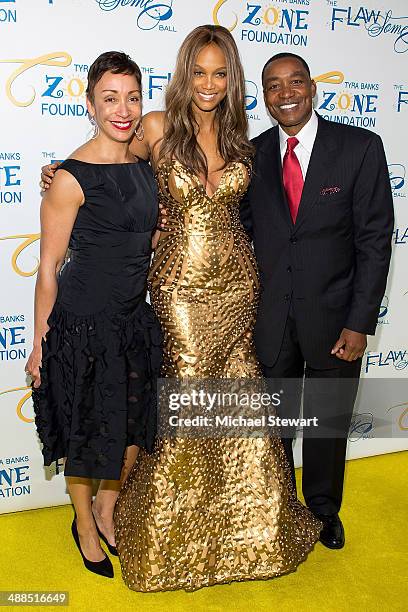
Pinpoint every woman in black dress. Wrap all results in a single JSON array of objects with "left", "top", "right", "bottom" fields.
[{"left": 25, "top": 52, "right": 161, "bottom": 578}]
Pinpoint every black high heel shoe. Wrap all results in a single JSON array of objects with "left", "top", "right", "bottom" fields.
[
  {"left": 94, "top": 522, "right": 118, "bottom": 556},
  {"left": 91, "top": 506, "right": 118, "bottom": 556},
  {"left": 71, "top": 518, "right": 114, "bottom": 578}
]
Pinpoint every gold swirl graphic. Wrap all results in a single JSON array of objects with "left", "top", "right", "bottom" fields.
[
  {"left": 387, "top": 402, "right": 408, "bottom": 431},
  {"left": 313, "top": 71, "right": 345, "bottom": 85},
  {"left": 213, "top": 0, "right": 238, "bottom": 32},
  {"left": 399, "top": 406, "right": 408, "bottom": 431},
  {"left": 0, "top": 386, "right": 33, "bottom": 423},
  {"left": 0, "top": 51, "right": 72, "bottom": 107},
  {"left": 0, "top": 233, "right": 40, "bottom": 277}
]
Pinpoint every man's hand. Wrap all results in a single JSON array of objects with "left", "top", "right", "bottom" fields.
[
  {"left": 331, "top": 328, "right": 367, "bottom": 361},
  {"left": 151, "top": 230, "right": 161, "bottom": 250},
  {"left": 40, "top": 161, "right": 61, "bottom": 190}
]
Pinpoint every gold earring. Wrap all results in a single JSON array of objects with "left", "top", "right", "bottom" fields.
[{"left": 135, "top": 121, "right": 144, "bottom": 141}]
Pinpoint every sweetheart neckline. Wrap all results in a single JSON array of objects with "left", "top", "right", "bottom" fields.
[{"left": 156, "top": 159, "right": 249, "bottom": 200}]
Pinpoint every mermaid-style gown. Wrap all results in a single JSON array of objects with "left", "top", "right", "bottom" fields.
[{"left": 115, "top": 159, "right": 321, "bottom": 592}]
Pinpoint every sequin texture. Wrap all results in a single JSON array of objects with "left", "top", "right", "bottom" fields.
[{"left": 114, "top": 159, "right": 321, "bottom": 592}]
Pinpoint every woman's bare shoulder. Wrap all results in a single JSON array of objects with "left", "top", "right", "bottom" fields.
[
  {"left": 142, "top": 111, "right": 165, "bottom": 163},
  {"left": 64, "top": 143, "right": 93, "bottom": 162},
  {"left": 143, "top": 111, "right": 165, "bottom": 134},
  {"left": 144, "top": 110, "right": 165, "bottom": 124}
]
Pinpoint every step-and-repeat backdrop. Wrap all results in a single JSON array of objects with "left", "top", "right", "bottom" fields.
[{"left": 0, "top": 0, "right": 407, "bottom": 513}]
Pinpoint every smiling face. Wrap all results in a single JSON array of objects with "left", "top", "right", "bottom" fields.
[
  {"left": 86, "top": 71, "right": 142, "bottom": 143},
  {"left": 263, "top": 56, "right": 316, "bottom": 135},
  {"left": 191, "top": 42, "right": 228, "bottom": 114}
]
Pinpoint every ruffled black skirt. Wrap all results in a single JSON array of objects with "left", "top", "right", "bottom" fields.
[{"left": 32, "top": 301, "right": 162, "bottom": 480}]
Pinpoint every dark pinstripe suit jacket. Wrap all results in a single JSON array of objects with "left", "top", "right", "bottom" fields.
[{"left": 240, "top": 113, "right": 394, "bottom": 369}]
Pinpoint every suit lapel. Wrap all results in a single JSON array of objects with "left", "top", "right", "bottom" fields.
[
  {"left": 294, "top": 115, "right": 338, "bottom": 232},
  {"left": 257, "top": 127, "right": 292, "bottom": 227}
]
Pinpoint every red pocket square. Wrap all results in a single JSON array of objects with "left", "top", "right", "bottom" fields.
[{"left": 320, "top": 186, "right": 341, "bottom": 196}]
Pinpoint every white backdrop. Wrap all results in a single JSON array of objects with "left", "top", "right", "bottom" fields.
[{"left": 0, "top": 0, "right": 407, "bottom": 513}]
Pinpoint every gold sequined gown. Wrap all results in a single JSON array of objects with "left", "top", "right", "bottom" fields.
[{"left": 115, "top": 159, "right": 321, "bottom": 592}]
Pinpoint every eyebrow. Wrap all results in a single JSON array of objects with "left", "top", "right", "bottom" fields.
[
  {"left": 101, "top": 89, "right": 141, "bottom": 93},
  {"left": 193, "top": 64, "right": 227, "bottom": 70},
  {"left": 265, "top": 70, "right": 306, "bottom": 82}
]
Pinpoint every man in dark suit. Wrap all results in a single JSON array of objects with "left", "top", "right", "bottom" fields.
[{"left": 240, "top": 53, "right": 394, "bottom": 549}]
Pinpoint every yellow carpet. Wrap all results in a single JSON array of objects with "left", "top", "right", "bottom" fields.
[{"left": 1, "top": 451, "right": 407, "bottom": 612}]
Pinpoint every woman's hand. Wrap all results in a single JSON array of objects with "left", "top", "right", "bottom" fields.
[
  {"left": 151, "top": 203, "right": 168, "bottom": 250},
  {"left": 157, "top": 202, "right": 167, "bottom": 230},
  {"left": 40, "top": 161, "right": 61, "bottom": 190},
  {"left": 25, "top": 345, "right": 43, "bottom": 389}
]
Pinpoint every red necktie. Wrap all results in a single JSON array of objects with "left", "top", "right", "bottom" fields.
[{"left": 282, "top": 137, "right": 304, "bottom": 223}]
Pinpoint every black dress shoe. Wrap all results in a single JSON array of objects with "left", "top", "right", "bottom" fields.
[
  {"left": 71, "top": 519, "right": 114, "bottom": 577},
  {"left": 91, "top": 504, "right": 118, "bottom": 556},
  {"left": 315, "top": 513, "right": 345, "bottom": 549}
]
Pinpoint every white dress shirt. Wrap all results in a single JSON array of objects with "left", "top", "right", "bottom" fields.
[{"left": 279, "top": 111, "right": 318, "bottom": 179}]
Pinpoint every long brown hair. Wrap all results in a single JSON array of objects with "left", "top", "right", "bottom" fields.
[{"left": 159, "top": 24, "right": 254, "bottom": 177}]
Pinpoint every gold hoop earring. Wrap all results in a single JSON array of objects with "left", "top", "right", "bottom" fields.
[{"left": 135, "top": 121, "right": 144, "bottom": 141}]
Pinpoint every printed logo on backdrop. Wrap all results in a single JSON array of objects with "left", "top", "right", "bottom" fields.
[
  {"left": 0, "top": 314, "right": 27, "bottom": 363},
  {"left": 377, "top": 295, "right": 390, "bottom": 326},
  {"left": 349, "top": 402, "right": 408, "bottom": 439},
  {"left": 141, "top": 66, "right": 171, "bottom": 101},
  {"left": 0, "top": 455, "right": 31, "bottom": 500},
  {"left": 388, "top": 164, "right": 406, "bottom": 199},
  {"left": 395, "top": 85, "right": 408, "bottom": 113},
  {"left": 0, "top": 233, "right": 40, "bottom": 276},
  {"left": 0, "top": 385, "right": 33, "bottom": 422},
  {"left": 365, "top": 349, "right": 408, "bottom": 374},
  {"left": 387, "top": 402, "right": 408, "bottom": 432},
  {"left": 0, "top": 52, "right": 89, "bottom": 118},
  {"left": 0, "top": 0, "right": 17, "bottom": 24},
  {"left": 314, "top": 70, "right": 379, "bottom": 129},
  {"left": 329, "top": 4, "right": 408, "bottom": 54},
  {"left": 0, "top": 151, "right": 21, "bottom": 206},
  {"left": 213, "top": 0, "right": 310, "bottom": 47},
  {"left": 95, "top": 0, "right": 176, "bottom": 32},
  {"left": 348, "top": 412, "right": 374, "bottom": 441},
  {"left": 0, "top": 389, "right": 66, "bottom": 478},
  {"left": 393, "top": 226, "right": 408, "bottom": 246},
  {"left": 245, "top": 79, "right": 261, "bottom": 121}
]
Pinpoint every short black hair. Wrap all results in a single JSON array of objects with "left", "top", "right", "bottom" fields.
[
  {"left": 86, "top": 51, "right": 142, "bottom": 102},
  {"left": 261, "top": 53, "right": 311, "bottom": 86}
]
